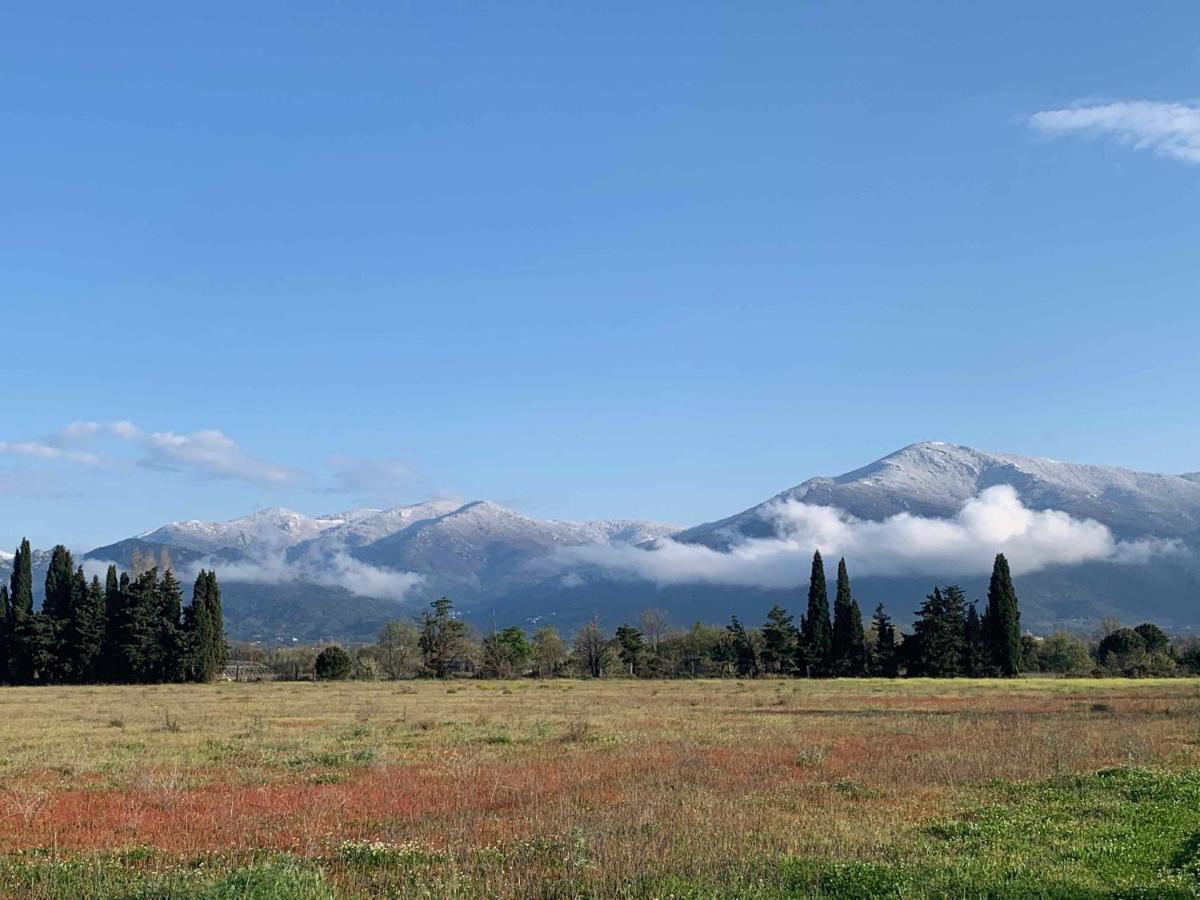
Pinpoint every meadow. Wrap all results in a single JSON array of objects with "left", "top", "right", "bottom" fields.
[{"left": 0, "top": 677, "right": 1197, "bottom": 898}]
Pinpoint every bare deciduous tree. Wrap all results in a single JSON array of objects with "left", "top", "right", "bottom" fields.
[{"left": 638, "top": 608, "right": 670, "bottom": 655}]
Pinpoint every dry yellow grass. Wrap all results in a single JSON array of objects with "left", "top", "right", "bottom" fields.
[{"left": 0, "top": 677, "right": 1196, "bottom": 897}]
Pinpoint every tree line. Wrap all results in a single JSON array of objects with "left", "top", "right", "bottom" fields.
[
  {"left": 0, "top": 539, "right": 229, "bottom": 684},
  {"left": 238, "top": 550, "right": 1199, "bottom": 681}
]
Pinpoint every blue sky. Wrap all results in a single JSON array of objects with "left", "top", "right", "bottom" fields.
[{"left": 2, "top": 1, "right": 1199, "bottom": 550}]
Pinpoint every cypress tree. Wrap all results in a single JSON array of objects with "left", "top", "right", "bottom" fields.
[
  {"left": 43, "top": 545, "right": 75, "bottom": 621},
  {"left": 112, "top": 569, "right": 159, "bottom": 683},
  {"left": 985, "top": 554, "right": 1022, "bottom": 677},
  {"left": 845, "top": 600, "right": 869, "bottom": 676},
  {"left": 67, "top": 571, "right": 107, "bottom": 683},
  {"left": 204, "top": 571, "right": 228, "bottom": 676},
  {"left": 962, "top": 602, "right": 985, "bottom": 677},
  {"left": 794, "top": 614, "right": 809, "bottom": 674},
  {"left": 8, "top": 540, "right": 34, "bottom": 683},
  {"left": 0, "top": 585, "right": 8, "bottom": 682},
  {"left": 801, "top": 550, "right": 833, "bottom": 675},
  {"left": 156, "top": 569, "right": 185, "bottom": 682},
  {"left": 100, "top": 565, "right": 123, "bottom": 681},
  {"left": 42, "top": 545, "right": 76, "bottom": 682},
  {"left": 185, "top": 570, "right": 227, "bottom": 682},
  {"left": 9, "top": 539, "right": 33, "bottom": 618},
  {"left": 13, "top": 614, "right": 54, "bottom": 684},
  {"left": 831, "top": 558, "right": 868, "bottom": 676},
  {"left": 182, "top": 574, "right": 208, "bottom": 681},
  {"left": 869, "top": 603, "right": 899, "bottom": 677}
]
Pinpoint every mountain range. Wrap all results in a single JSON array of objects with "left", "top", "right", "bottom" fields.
[{"left": 3, "top": 442, "right": 1199, "bottom": 641}]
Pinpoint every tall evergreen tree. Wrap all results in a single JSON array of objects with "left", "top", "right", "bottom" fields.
[
  {"left": 844, "top": 600, "right": 869, "bottom": 676},
  {"left": 184, "top": 570, "right": 228, "bottom": 682},
  {"left": 181, "top": 577, "right": 207, "bottom": 681},
  {"left": 42, "top": 545, "right": 75, "bottom": 621},
  {"left": 908, "top": 586, "right": 968, "bottom": 677},
  {"left": 41, "top": 545, "right": 77, "bottom": 682},
  {"left": 0, "top": 585, "right": 8, "bottom": 682},
  {"left": 204, "top": 570, "right": 228, "bottom": 675},
  {"left": 155, "top": 569, "right": 185, "bottom": 682},
  {"left": 613, "top": 624, "right": 644, "bottom": 676},
  {"left": 417, "top": 596, "right": 466, "bottom": 678},
  {"left": 112, "top": 569, "right": 160, "bottom": 682},
  {"left": 869, "top": 603, "right": 899, "bottom": 677},
  {"left": 7, "top": 540, "right": 35, "bottom": 683},
  {"left": 726, "top": 616, "right": 759, "bottom": 677},
  {"left": 760, "top": 604, "right": 797, "bottom": 674},
  {"left": 9, "top": 539, "right": 33, "bottom": 618},
  {"left": 100, "top": 566, "right": 123, "bottom": 682},
  {"left": 66, "top": 571, "right": 106, "bottom": 683},
  {"left": 831, "top": 558, "right": 869, "bottom": 676},
  {"left": 985, "top": 554, "right": 1022, "bottom": 677},
  {"left": 12, "top": 614, "right": 54, "bottom": 684},
  {"left": 801, "top": 550, "right": 832, "bottom": 675},
  {"left": 962, "top": 602, "right": 985, "bottom": 677}
]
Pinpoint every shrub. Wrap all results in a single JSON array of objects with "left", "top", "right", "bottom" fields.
[
  {"left": 1037, "top": 633, "right": 1092, "bottom": 676},
  {"left": 314, "top": 645, "right": 352, "bottom": 681}
]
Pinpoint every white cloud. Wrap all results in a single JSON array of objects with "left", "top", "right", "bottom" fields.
[
  {"left": 185, "top": 550, "right": 424, "bottom": 601},
  {"left": 80, "top": 542, "right": 423, "bottom": 602},
  {"left": 0, "top": 440, "right": 102, "bottom": 465},
  {"left": 1029, "top": 100, "right": 1200, "bottom": 164},
  {"left": 135, "top": 426, "right": 305, "bottom": 485},
  {"left": 0, "top": 421, "right": 308, "bottom": 487},
  {"left": 565, "top": 486, "right": 1182, "bottom": 588},
  {"left": 0, "top": 422, "right": 444, "bottom": 500}
]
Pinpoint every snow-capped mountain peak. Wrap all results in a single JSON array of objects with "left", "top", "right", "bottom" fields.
[{"left": 676, "top": 441, "right": 1200, "bottom": 548}]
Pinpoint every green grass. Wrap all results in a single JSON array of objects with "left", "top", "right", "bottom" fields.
[
  {"left": 3, "top": 767, "right": 1198, "bottom": 898},
  {"left": 0, "top": 857, "right": 333, "bottom": 900}
]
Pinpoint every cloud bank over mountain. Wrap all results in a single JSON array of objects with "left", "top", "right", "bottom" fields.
[
  {"left": 565, "top": 486, "right": 1182, "bottom": 589},
  {"left": 192, "top": 550, "right": 424, "bottom": 601}
]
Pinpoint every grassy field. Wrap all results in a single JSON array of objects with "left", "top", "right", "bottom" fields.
[{"left": 0, "top": 677, "right": 1197, "bottom": 898}]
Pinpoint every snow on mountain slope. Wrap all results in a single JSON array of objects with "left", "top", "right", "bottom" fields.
[
  {"left": 352, "top": 501, "right": 676, "bottom": 585},
  {"left": 582, "top": 520, "right": 679, "bottom": 545},
  {"left": 118, "top": 498, "right": 676, "bottom": 603},
  {"left": 140, "top": 507, "right": 346, "bottom": 554},
  {"left": 286, "top": 500, "right": 466, "bottom": 563},
  {"left": 133, "top": 499, "right": 673, "bottom": 566},
  {"left": 676, "top": 442, "right": 1200, "bottom": 549}
]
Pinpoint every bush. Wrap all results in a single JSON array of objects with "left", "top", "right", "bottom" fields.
[
  {"left": 1037, "top": 633, "right": 1092, "bottom": 676},
  {"left": 353, "top": 655, "right": 381, "bottom": 681},
  {"left": 314, "top": 645, "right": 352, "bottom": 681},
  {"left": 1097, "top": 628, "right": 1176, "bottom": 677}
]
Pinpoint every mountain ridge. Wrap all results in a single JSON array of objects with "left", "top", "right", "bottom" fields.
[
  {"left": 676, "top": 441, "right": 1200, "bottom": 548},
  {"left": 3, "top": 441, "right": 1197, "bottom": 641}
]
